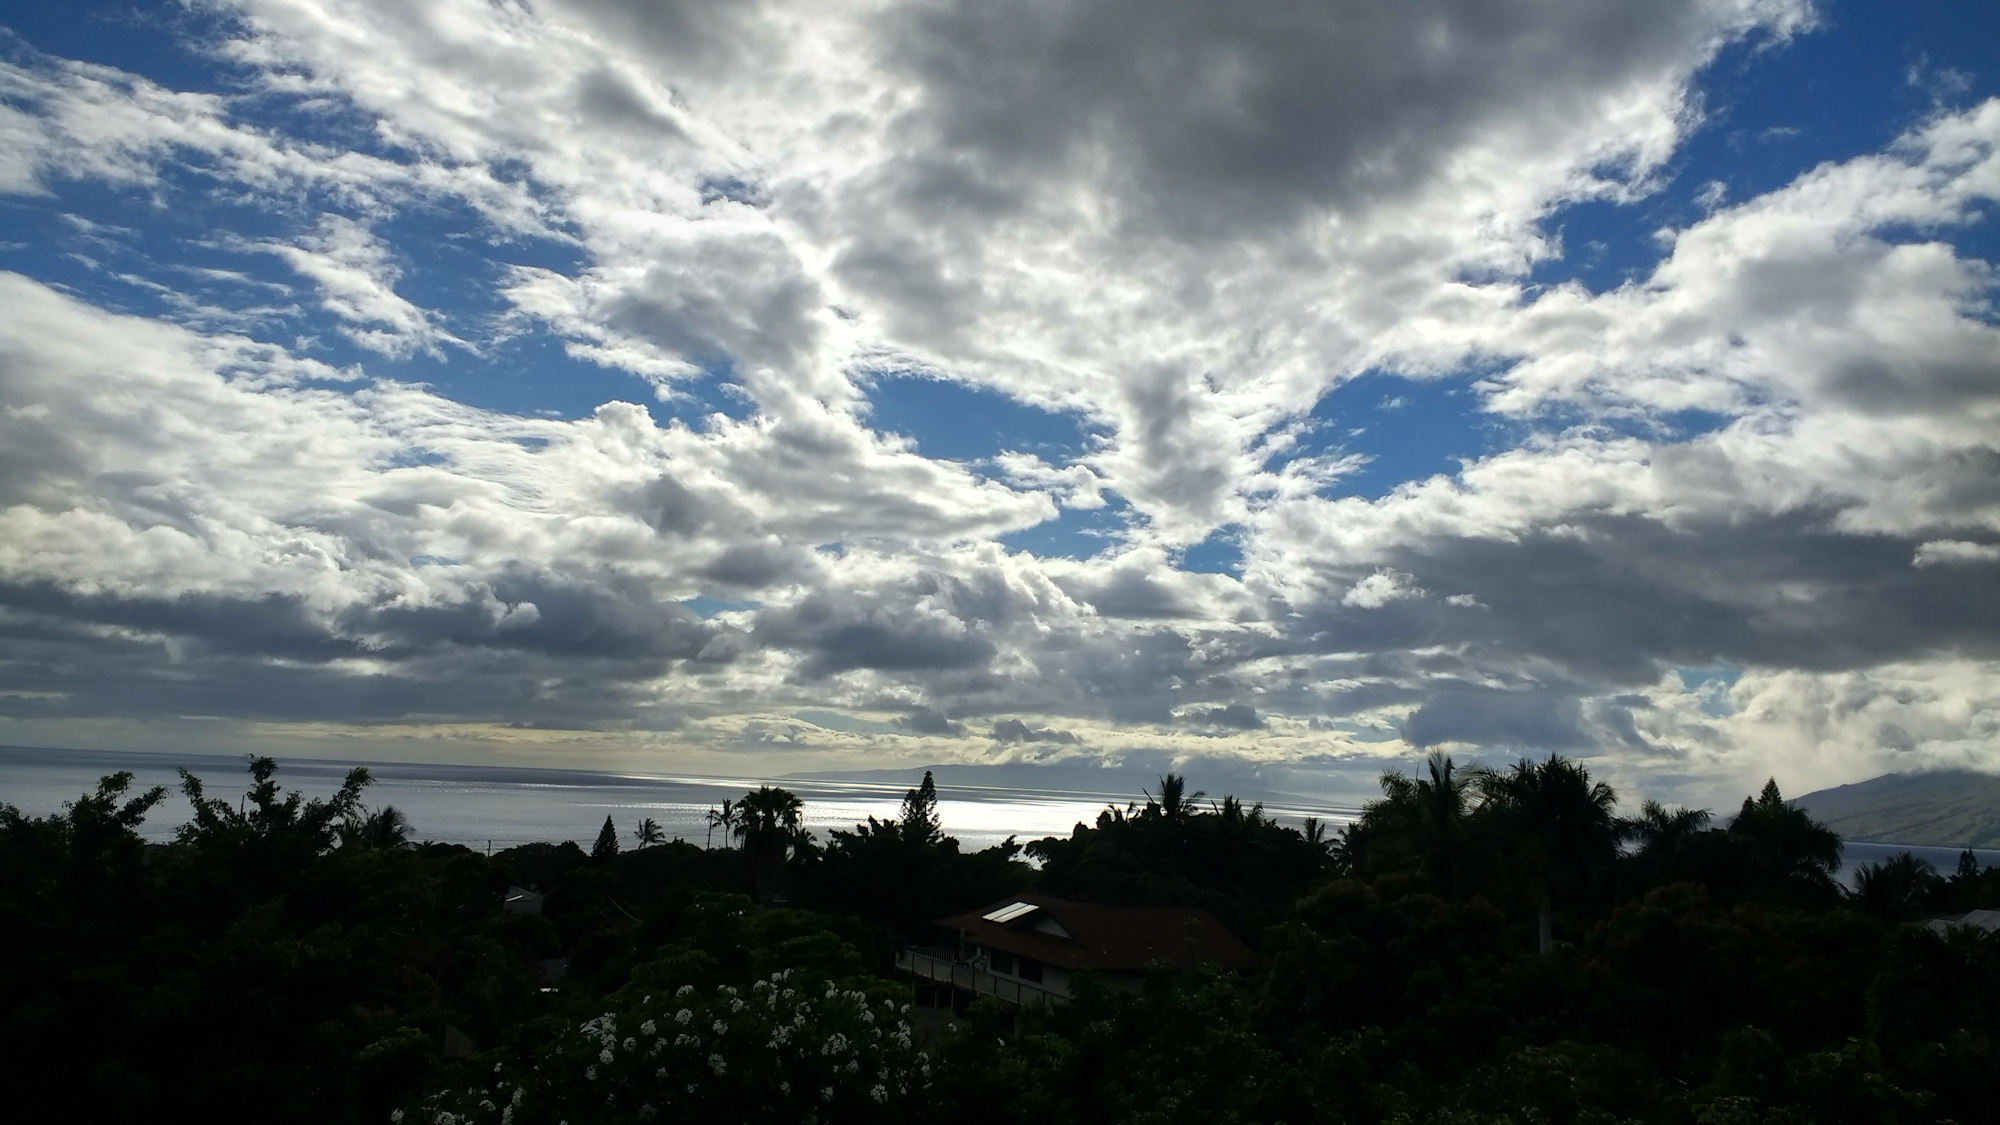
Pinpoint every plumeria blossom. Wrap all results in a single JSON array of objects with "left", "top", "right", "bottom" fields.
[{"left": 412, "top": 967, "right": 927, "bottom": 1123}]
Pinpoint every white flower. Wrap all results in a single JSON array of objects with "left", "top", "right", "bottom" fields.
[
  {"left": 599, "top": 1049, "right": 614, "bottom": 1065},
  {"left": 822, "top": 1087, "right": 834, "bottom": 1101},
  {"left": 730, "top": 998, "right": 745, "bottom": 1012},
  {"left": 390, "top": 1112, "right": 405, "bottom": 1124},
  {"left": 870, "top": 1084, "right": 888, "bottom": 1104},
  {"left": 707, "top": 1053, "right": 727, "bottom": 1076},
  {"left": 675, "top": 1009, "right": 693, "bottom": 1025},
  {"left": 780, "top": 1082, "right": 791, "bottom": 1095},
  {"left": 501, "top": 1110, "right": 512, "bottom": 1125},
  {"left": 713, "top": 1020, "right": 728, "bottom": 1035},
  {"left": 656, "top": 1068, "right": 667, "bottom": 1079},
  {"left": 676, "top": 985, "right": 694, "bottom": 997},
  {"left": 640, "top": 1021, "right": 657, "bottom": 1037},
  {"left": 584, "top": 1066, "right": 597, "bottom": 1082}
]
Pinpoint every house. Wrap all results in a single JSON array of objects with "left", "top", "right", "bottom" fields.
[
  {"left": 896, "top": 893, "right": 1256, "bottom": 1007},
  {"left": 502, "top": 885, "right": 544, "bottom": 915},
  {"left": 1924, "top": 908, "right": 2000, "bottom": 935}
]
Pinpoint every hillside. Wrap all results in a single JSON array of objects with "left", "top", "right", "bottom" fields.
[{"left": 1796, "top": 770, "right": 2000, "bottom": 848}]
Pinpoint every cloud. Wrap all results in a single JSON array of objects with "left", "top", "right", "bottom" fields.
[
  {"left": 895, "top": 706, "right": 965, "bottom": 736},
  {"left": 1182, "top": 703, "right": 1266, "bottom": 732},
  {"left": 991, "top": 718, "right": 1077, "bottom": 744},
  {"left": 254, "top": 216, "right": 460, "bottom": 358},
  {"left": 1914, "top": 540, "right": 2000, "bottom": 567},
  {"left": 1342, "top": 569, "right": 1425, "bottom": 609},
  {"left": 0, "top": 0, "right": 1995, "bottom": 802}
]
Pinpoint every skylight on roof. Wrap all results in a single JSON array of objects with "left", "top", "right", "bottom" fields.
[{"left": 981, "top": 901, "right": 1039, "bottom": 924}]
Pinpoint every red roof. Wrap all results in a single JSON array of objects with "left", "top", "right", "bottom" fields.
[{"left": 936, "top": 893, "right": 1256, "bottom": 972}]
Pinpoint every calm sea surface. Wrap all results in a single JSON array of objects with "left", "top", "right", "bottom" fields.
[
  {"left": 0, "top": 745, "right": 1321, "bottom": 855},
  {"left": 3, "top": 746, "right": 1991, "bottom": 885}
]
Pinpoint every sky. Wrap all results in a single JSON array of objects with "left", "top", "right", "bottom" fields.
[{"left": 0, "top": 0, "right": 1996, "bottom": 809}]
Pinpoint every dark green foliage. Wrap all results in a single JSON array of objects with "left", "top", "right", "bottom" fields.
[
  {"left": 5, "top": 754, "right": 1999, "bottom": 1125},
  {"left": 1852, "top": 851, "right": 1951, "bottom": 920},
  {"left": 798, "top": 770, "right": 1034, "bottom": 953},
  {"left": 590, "top": 813, "right": 620, "bottom": 861},
  {"left": 1025, "top": 772, "right": 1334, "bottom": 938}
]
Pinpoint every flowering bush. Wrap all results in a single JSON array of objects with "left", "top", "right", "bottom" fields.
[{"left": 412, "top": 970, "right": 931, "bottom": 1125}]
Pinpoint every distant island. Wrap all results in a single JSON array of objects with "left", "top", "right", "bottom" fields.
[{"left": 1798, "top": 770, "right": 2000, "bottom": 848}]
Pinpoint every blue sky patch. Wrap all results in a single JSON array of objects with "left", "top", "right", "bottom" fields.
[
  {"left": 1000, "top": 496, "right": 1133, "bottom": 560},
  {"left": 1285, "top": 371, "right": 1516, "bottom": 500},
  {"left": 1176, "top": 525, "right": 1244, "bottom": 576},
  {"left": 1528, "top": 0, "right": 2000, "bottom": 297},
  {"left": 860, "top": 375, "right": 1098, "bottom": 463}
]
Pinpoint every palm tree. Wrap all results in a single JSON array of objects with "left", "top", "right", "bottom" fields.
[
  {"left": 339, "top": 805, "right": 412, "bottom": 850},
  {"left": 733, "top": 786, "right": 808, "bottom": 904},
  {"left": 1618, "top": 799, "right": 1712, "bottom": 894},
  {"left": 633, "top": 817, "right": 665, "bottom": 848},
  {"left": 1147, "top": 773, "right": 1207, "bottom": 820},
  {"left": 1476, "top": 754, "right": 1623, "bottom": 954},
  {"left": 1351, "top": 752, "right": 1487, "bottom": 899},
  {"left": 1301, "top": 816, "right": 1332, "bottom": 854},
  {"left": 704, "top": 798, "right": 738, "bottom": 851},
  {"left": 1854, "top": 851, "right": 1948, "bottom": 920},
  {"left": 1627, "top": 800, "right": 1711, "bottom": 854},
  {"left": 1727, "top": 779, "right": 1842, "bottom": 898}
]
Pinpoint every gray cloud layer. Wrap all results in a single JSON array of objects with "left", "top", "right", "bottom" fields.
[{"left": 0, "top": 0, "right": 1993, "bottom": 803}]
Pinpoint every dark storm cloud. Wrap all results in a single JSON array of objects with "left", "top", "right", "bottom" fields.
[
  {"left": 1402, "top": 688, "right": 1591, "bottom": 751},
  {"left": 1184, "top": 702, "right": 1266, "bottom": 731},
  {"left": 752, "top": 592, "right": 997, "bottom": 679},
  {"left": 697, "top": 540, "right": 807, "bottom": 588},
  {"left": 895, "top": 705, "right": 965, "bottom": 736},
  {"left": 0, "top": 600, "right": 681, "bottom": 727},
  {"left": 991, "top": 718, "right": 1078, "bottom": 744},
  {"left": 1378, "top": 511, "right": 2000, "bottom": 679},
  {"left": 871, "top": 0, "right": 1730, "bottom": 241}
]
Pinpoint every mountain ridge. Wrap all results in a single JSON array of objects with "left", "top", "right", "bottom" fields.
[{"left": 1796, "top": 770, "right": 2000, "bottom": 848}]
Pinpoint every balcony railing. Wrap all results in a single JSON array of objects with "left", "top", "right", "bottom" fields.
[{"left": 894, "top": 948, "right": 1068, "bottom": 1006}]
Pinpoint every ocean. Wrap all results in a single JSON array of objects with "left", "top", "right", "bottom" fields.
[
  {"left": 2, "top": 745, "right": 1992, "bottom": 885},
  {"left": 0, "top": 744, "right": 1252, "bottom": 855}
]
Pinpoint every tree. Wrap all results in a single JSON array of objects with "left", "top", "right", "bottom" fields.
[
  {"left": 734, "top": 786, "right": 808, "bottom": 904},
  {"left": 1853, "top": 851, "right": 1948, "bottom": 920},
  {"left": 176, "top": 756, "right": 371, "bottom": 891},
  {"left": 339, "top": 805, "right": 412, "bottom": 849},
  {"left": 1477, "top": 754, "right": 1624, "bottom": 953},
  {"left": 706, "top": 798, "right": 738, "bottom": 850},
  {"left": 1147, "top": 772, "right": 1207, "bottom": 820},
  {"left": 179, "top": 755, "right": 370, "bottom": 849},
  {"left": 634, "top": 816, "right": 666, "bottom": 848},
  {"left": 898, "top": 770, "right": 943, "bottom": 847},
  {"left": 1727, "top": 778, "right": 1842, "bottom": 902},
  {"left": 592, "top": 814, "right": 621, "bottom": 861},
  {"left": 1346, "top": 752, "right": 1488, "bottom": 899}
]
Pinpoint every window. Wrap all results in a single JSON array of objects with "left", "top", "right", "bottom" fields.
[
  {"left": 1017, "top": 957, "right": 1043, "bottom": 983},
  {"left": 989, "top": 949, "right": 1016, "bottom": 975}
]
